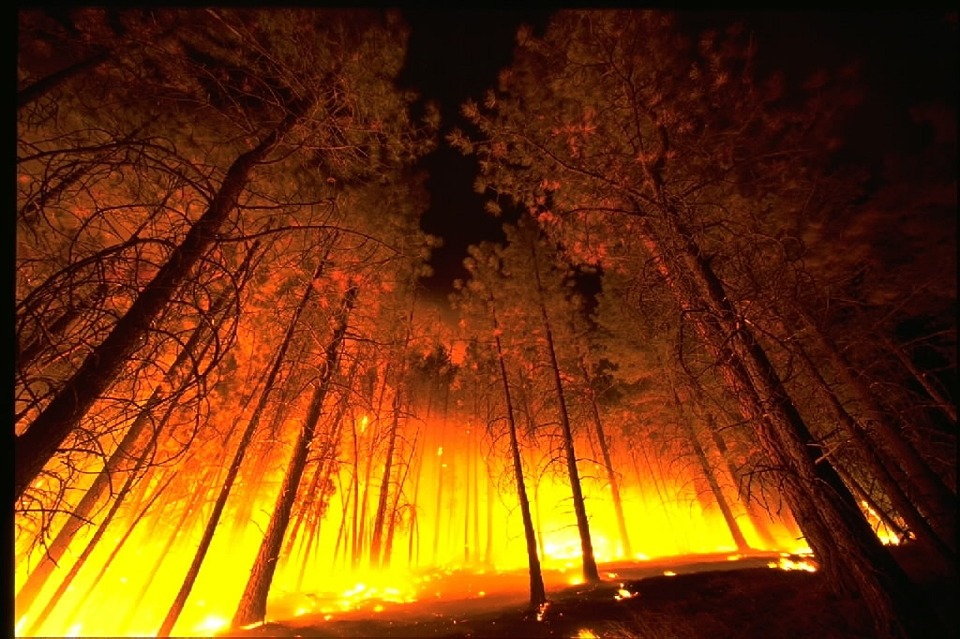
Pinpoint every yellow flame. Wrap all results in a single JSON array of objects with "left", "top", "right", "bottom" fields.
[
  {"left": 769, "top": 556, "right": 817, "bottom": 572},
  {"left": 577, "top": 630, "right": 600, "bottom": 638},
  {"left": 195, "top": 614, "right": 228, "bottom": 633},
  {"left": 536, "top": 601, "right": 551, "bottom": 622}
]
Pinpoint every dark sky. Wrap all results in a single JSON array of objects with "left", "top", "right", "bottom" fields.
[
  {"left": 397, "top": 10, "right": 553, "bottom": 301},
  {"left": 397, "top": 10, "right": 958, "bottom": 301}
]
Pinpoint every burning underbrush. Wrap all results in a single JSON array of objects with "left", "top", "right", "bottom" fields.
[{"left": 228, "top": 549, "right": 930, "bottom": 638}]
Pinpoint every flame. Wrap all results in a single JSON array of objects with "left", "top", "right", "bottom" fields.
[
  {"left": 769, "top": 552, "right": 818, "bottom": 573},
  {"left": 15, "top": 403, "right": 810, "bottom": 637},
  {"left": 577, "top": 630, "right": 600, "bottom": 638},
  {"left": 536, "top": 601, "right": 551, "bottom": 622},
  {"left": 195, "top": 614, "right": 228, "bottom": 633},
  {"left": 614, "top": 583, "right": 636, "bottom": 600}
]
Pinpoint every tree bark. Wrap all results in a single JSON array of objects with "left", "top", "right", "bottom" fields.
[
  {"left": 16, "top": 240, "right": 259, "bottom": 614},
  {"left": 492, "top": 304, "right": 547, "bottom": 610},
  {"left": 581, "top": 360, "right": 633, "bottom": 558},
  {"left": 156, "top": 247, "right": 326, "bottom": 637},
  {"left": 530, "top": 242, "right": 601, "bottom": 584},
  {"left": 16, "top": 99, "right": 314, "bottom": 502},
  {"left": 232, "top": 284, "right": 357, "bottom": 628}
]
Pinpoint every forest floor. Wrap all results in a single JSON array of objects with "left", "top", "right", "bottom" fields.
[{"left": 221, "top": 544, "right": 957, "bottom": 639}]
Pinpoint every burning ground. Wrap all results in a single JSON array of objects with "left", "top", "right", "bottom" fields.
[{"left": 223, "top": 546, "right": 957, "bottom": 639}]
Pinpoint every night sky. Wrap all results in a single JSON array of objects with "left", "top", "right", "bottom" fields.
[{"left": 396, "top": 10, "right": 957, "bottom": 301}]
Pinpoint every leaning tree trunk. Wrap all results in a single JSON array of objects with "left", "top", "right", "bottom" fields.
[
  {"left": 16, "top": 240, "right": 259, "bottom": 615},
  {"left": 580, "top": 360, "right": 633, "bottom": 558},
  {"left": 796, "top": 309, "right": 957, "bottom": 550},
  {"left": 702, "top": 414, "right": 782, "bottom": 550},
  {"left": 784, "top": 320, "right": 955, "bottom": 564},
  {"left": 492, "top": 304, "right": 547, "bottom": 610},
  {"left": 641, "top": 200, "right": 938, "bottom": 638},
  {"left": 232, "top": 284, "right": 357, "bottom": 628},
  {"left": 26, "top": 465, "right": 174, "bottom": 636},
  {"left": 384, "top": 429, "right": 417, "bottom": 568},
  {"left": 881, "top": 333, "right": 957, "bottom": 425},
  {"left": 15, "top": 99, "right": 314, "bottom": 503},
  {"left": 156, "top": 247, "right": 327, "bottom": 637},
  {"left": 114, "top": 471, "right": 209, "bottom": 634},
  {"left": 530, "top": 244, "right": 600, "bottom": 584},
  {"left": 370, "top": 389, "right": 402, "bottom": 568},
  {"left": 670, "top": 386, "right": 751, "bottom": 553}
]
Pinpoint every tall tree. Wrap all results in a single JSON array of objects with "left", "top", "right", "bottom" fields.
[
  {"left": 232, "top": 282, "right": 358, "bottom": 628},
  {"left": 456, "top": 11, "right": 944, "bottom": 637}
]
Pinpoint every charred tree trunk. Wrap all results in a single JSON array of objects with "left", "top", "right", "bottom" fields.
[
  {"left": 492, "top": 304, "right": 547, "bottom": 610},
  {"left": 383, "top": 434, "right": 414, "bottom": 568},
  {"left": 882, "top": 333, "right": 957, "bottom": 425},
  {"left": 156, "top": 249, "right": 327, "bottom": 637},
  {"left": 640, "top": 196, "right": 939, "bottom": 638},
  {"left": 16, "top": 100, "right": 314, "bottom": 502},
  {"left": 530, "top": 245, "right": 600, "bottom": 585},
  {"left": 787, "top": 325, "right": 955, "bottom": 563},
  {"left": 703, "top": 414, "right": 782, "bottom": 549},
  {"left": 581, "top": 362, "right": 633, "bottom": 558},
  {"left": 369, "top": 389, "right": 401, "bottom": 569},
  {"left": 670, "top": 387, "right": 751, "bottom": 553},
  {"left": 232, "top": 284, "right": 356, "bottom": 628},
  {"left": 14, "top": 240, "right": 253, "bottom": 616},
  {"left": 798, "top": 310, "right": 957, "bottom": 550}
]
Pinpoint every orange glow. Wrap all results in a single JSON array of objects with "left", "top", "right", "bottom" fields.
[{"left": 15, "top": 407, "right": 817, "bottom": 637}]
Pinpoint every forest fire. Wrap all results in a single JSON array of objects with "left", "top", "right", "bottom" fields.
[
  {"left": 14, "top": 405, "right": 808, "bottom": 637},
  {"left": 16, "top": 7, "right": 955, "bottom": 639}
]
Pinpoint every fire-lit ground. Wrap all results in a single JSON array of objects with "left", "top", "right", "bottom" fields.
[
  {"left": 222, "top": 547, "right": 956, "bottom": 639},
  {"left": 16, "top": 408, "right": 904, "bottom": 638}
]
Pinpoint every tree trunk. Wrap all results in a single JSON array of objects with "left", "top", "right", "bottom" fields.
[
  {"left": 18, "top": 50, "right": 112, "bottom": 109},
  {"left": 156, "top": 248, "right": 326, "bottom": 637},
  {"left": 530, "top": 243, "right": 601, "bottom": 585},
  {"left": 787, "top": 323, "right": 955, "bottom": 563},
  {"left": 703, "top": 415, "right": 782, "bottom": 549},
  {"left": 232, "top": 284, "right": 356, "bottom": 628},
  {"left": 798, "top": 310, "right": 957, "bottom": 550},
  {"left": 670, "top": 387, "right": 750, "bottom": 553},
  {"left": 14, "top": 240, "right": 253, "bottom": 616},
  {"left": 644, "top": 204, "right": 939, "bottom": 638},
  {"left": 370, "top": 389, "right": 401, "bottom": 568},
  {"left": 16, "top": 99, "right": 314, "bottom": 502},
  {"left": 26, "top": 467, "right": 174, "bottom": 636},
  {"left": 492, "top": 306, "right": 547, "bottom": 610},
  {"left": 114, "top": 477, "right": 207, "bottom": 633},
  {"left": 882, "top": 333, "right": 957, "bottom": 425},
  {"left": 582, "top": 364, "right": 632, "bottom": 558}
]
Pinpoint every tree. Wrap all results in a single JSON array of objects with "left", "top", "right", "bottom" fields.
[
  {"left": 456, "top": 11, "right": 944, "bottom": 637},
  {"left": 453, "top": 250, "right": 548, "bottom": 611},
  {"left": 232, "top": 282, "right": 357, "bottom": 628}
]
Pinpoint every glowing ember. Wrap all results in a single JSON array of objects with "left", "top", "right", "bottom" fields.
[
  {"left": 536, "top": 601, "right": 551, "bottom": 622},
  {"left": 195, "top": 614, "right": 228, "bottom": 633},
  {"left": 614, "top": 583, "right": 637, "bottom": 601},
  {"left": 769, "top": 555, "right": 818, "bottom": 572},
  {"left": 577, "top": 630, "right": 600, "bottom": 638},
  {"left": 663, "top": 570, "right": 677, "bottom": 576}
]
